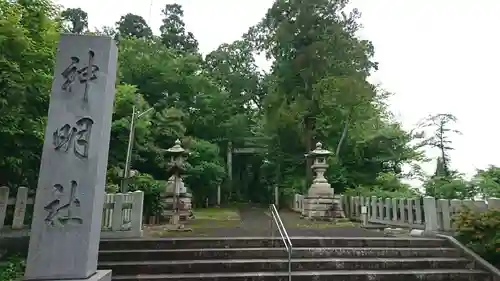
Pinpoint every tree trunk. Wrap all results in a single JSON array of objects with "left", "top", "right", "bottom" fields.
[
  {"left": 304, "top": 78, "right": 315, "bottom": 190},
  {"left": 305, "top": 116, "right": 314, "bottom": 189},
  {"left": 438, "top": 126, "right": 449, "bottom": 177},
  {"left": 336, "top": 109, "right": 352, "bottom": 157}
]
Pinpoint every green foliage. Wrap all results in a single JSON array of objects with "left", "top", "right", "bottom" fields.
[
  {"left": 245, "top": 0, "right": 425, "bottom": 193},
  {"left": 420, "top": 161, "right": 500, "bottom": 201},
  {"left": 109, "top": 84, "right": 152, "bottom": 169},
  {"left": 453, "top": 207, "right": 500, "bottom": 267},
  {"left": 159, "top": 4, "right": 198, "bottom": 53},
  {"left": 0, "top": 256, "right": 25, "bottom": 281},
  {"left": 61, "top": 8, "right": 88, "bottom": 34},
  {"left": 128, "top": 172, "right": 166, "bottom": 217},
  {"left": 0, "top": 0, "right": 59, "bottom": 187},
  {"left": 344, "top": 172, "right": 421, "bottom": 198},
  {"left": 2, "top": 0, "right": 479, "bottom": 209},
  {"left": 115, "top": 13, "right": 152, "bottom": 39},
  {"left": 414, "top": 113, "right": 481, "bottom": 200},
  {"left": 473, "top": 165, "right": 500, "bottom": 198},
  {"left": 183, "top": 138, "right": 226, "bottom": 206},
  {"left": 424, "top": 175, "right": 476, "bottom": 200}
]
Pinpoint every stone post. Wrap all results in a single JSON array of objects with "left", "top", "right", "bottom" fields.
[
  {"left": 217, "top": 185, "right": 221, "bottom": 207},
  {"left": 423, "top": 196, "right": 439, "bottom": 232},
  {"left": 274, "top": 185, "right": 279, "bottom": 208},
  {"left": 24, "top": 34, "right": 117, "bottom": 281}
]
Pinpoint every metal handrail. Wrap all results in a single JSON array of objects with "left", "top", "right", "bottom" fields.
[{"left": 269, "top": 204, "right": 293, "bottom": 281}]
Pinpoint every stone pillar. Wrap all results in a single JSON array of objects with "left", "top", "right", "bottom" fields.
[
  {"left": 25, "top": 35, "right": 117, "bottom": 281},
  {"left": 423, "top": 196, "right": 439, "bottom": 232},
  {"left": 302, "top": 142, "right": 345, "bottom": 221},
  {"left": 217, "top": 185, "right": 221, "bottom": 207}
]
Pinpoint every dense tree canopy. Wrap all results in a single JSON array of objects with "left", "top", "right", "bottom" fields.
[
  {"left": 116, "top": 13, "right": 152, "bottom": 39},
  {"left": 61, "top": 7, "right": 88, "bottom": 34},
  {"left": 1, "top": 0, "right": 499, "bottom": 207}
]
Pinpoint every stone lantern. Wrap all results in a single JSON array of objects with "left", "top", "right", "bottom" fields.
[
  {"left": 307, "top": 142, "right": 333, "bottom": 197},
  {"left": 165, "top": 139, "right": 190, "bottom": 225},
  {"left": 167, "top": 139, "right": 188, "bottom": 168},
  {"left": 302, "top": 142, "right": 345, "bottom": 220}
]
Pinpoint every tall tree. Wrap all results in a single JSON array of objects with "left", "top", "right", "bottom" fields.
[
  {"left": 61, "top": 7, "right": 88, "bottom": 34},
  {"left": 247, "top": 0, "right": 379, "bottom": 186},
  {"left": 418, "top": 113, "right": 472, "bottom": 199},
  {"left": 159, "top": 3, "right": 198, "bottom": 53},
  {"left": 204, "top": 40, "right": 264, "bottom": 143},
  {"left": 418, "top": 113, "right": 461, "bottom": 177},
  {"left": 205, "top": 40, "right": 264, "bottom": 111},
  {"left": 116, "top": 13, "right": 152, "bottom": 39}
]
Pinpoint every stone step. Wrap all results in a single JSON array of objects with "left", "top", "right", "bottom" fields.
[
  {"left": 110, "top": 269, "right": 490, "bottom": 281},
  {"left": 99, "top": 237, "right": 447, "bottom": 250},
  {"left": 98, "top": 257, "right": 470, "bottom": 275},
  {"left": 98, "top": 247, "right": 461, "bottom": 261}
]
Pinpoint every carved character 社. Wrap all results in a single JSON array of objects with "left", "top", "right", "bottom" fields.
[{"left": 44, "top": 180, "right": 82, "bottom": 226}]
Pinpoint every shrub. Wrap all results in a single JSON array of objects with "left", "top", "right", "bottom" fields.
[
  {"left": 183, "top": 138, "right": 225, "bottom": 206},
  {"left": 0, "top": 256, "right": 25, "bottom": 281},
  {"left": 128, "top": 172, "right": 166, "bottom": 218},
  {"left": 105, "top": 168, "right": 166, "bottom": 218},
  {"left": 424, "top": 175, "right": 477, "bottom": 200},
  {"left": 452, "top": 207, "right": 500, "bottom": 267}
]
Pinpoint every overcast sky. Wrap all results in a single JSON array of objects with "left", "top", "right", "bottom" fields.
[{"left": 56, "top": 0, "right": 500, "bottom": 181}]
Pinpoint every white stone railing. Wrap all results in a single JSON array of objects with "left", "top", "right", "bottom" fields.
[
  {"left": 101, "top": 191, "right": 144, "bottom": 238},
  {"left": 341, "top": 195, "right": 426, "bottom": 229},
  {"left": 0, "top": 186, "right": 144, "bottom": 238},
  {"left": 292, "top": 193, "right": 500, "bottom": 232}
]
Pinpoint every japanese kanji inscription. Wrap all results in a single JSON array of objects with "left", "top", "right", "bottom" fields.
[
  {"left": 52, "top": 117, "right": 94, "bottom": 159},
  {"left": 61, "top": 50, "right": 99, "bottom": 102},
  {"left": 44, "top": 180, "right": 82, "bottom": 226}
]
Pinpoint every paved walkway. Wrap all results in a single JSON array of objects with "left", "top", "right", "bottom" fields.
[
  {"left": 144, "top": 204, "right": 386, "bottom": 238},
  {"left": 278, "top": 208, "right": 386, "bottom": 237},
  {"left": 239, "top": 204, "right": 387, "bottom": 237},
  {"left": 237, "top": 204, "right": 273, "bottom": 236}
]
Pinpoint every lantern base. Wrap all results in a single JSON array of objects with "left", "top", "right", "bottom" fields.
[
  {"left": 307, "top": 181, "right": 334, "bottom": 197},
  {"left": 301, "top": 195, "right": 345, "bottom": 220}
]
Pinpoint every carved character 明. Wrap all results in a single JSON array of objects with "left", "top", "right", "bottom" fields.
[{"left": 52, "top": 117, "right": 94, "bottom": 159}]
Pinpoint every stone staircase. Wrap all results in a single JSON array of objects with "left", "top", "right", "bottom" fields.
[{"left": 98, "top": 237, "right": 492, "bottom": 281}]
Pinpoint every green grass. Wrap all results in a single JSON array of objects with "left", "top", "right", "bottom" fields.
[
  {"left": 187, "top": 219, "right": 241, "bottom": 228},
  {"left": 187, "top": 207, "right": 241, "bottom": 229},
  {"left": 294, "top": 220, "right": 358, "bottom": 229},
  {"left": 145, "top": 208, "right": 242, "bottom": 237},
  {"left": 193, "top": 208, "right": 240, "bottom": 220}
]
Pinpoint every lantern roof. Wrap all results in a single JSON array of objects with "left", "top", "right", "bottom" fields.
[
  {"left": 167, "top": 139, "right": 187, "bottom": 155},
  {"left": 306, "top": 142, "right": 332, "bottom": 157}
]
